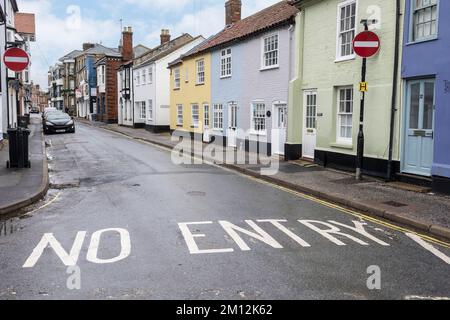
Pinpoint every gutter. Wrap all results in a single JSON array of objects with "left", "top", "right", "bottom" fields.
[{"left": 387, "top": 0, "right": 402, "bottom": 181}]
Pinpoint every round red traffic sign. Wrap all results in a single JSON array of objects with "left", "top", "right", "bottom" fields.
[
  {"left": 353, "top": 31, "right": 380, "bottom": 58},
  {"left": 3, "top": 47, "right": 30, "bottom": 72}
]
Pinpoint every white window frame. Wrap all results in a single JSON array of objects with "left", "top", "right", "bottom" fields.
[
  {"left": 213, "top": 104, "right": 223, "bottom": 131},
  {"left": 220, "top": 48, "right": 232, "bottom": 78},
  {"left": 203, "top": 104, "right": 210, "bottom": 127},
  {"left": 174, "top": 68, "right": 181, "bottom": 89},
  {"left": 196, "top": 59, "right": 205, "bottom": 85},
  {"left": 336, "top": 86, "right": 354, "bottom": 144},
  {"left": 336, "top": 0, "right": 357, "bottom": 62},
  {"left": 191, "top": 104, "right": 199, "bottom": 128},
  {"left": 250, "top": 101, "right": 267, "bottom": 134},
  {"left": 261, "top": 33, "right": 279, "bottom": 70},
  {"left": 136, "top": 69, "right": 141, "bottom": 86},
  {"left": 138, "top": 101, "right": 146, "bottom": 119},
  {"left": 142, "top": 68, "right": 147, "bottom": 84},
  {"left": 410, "top": 0, "right": 439, "bottom": 43},
  {"left": 148, "top": 67, "right": 153, "bottom": 84},
  {"left": 148, "top": 99, "right": 153, "bottom": 121},
  {"left": 177, "top": 104, "right": 183, "bottom": 126}
]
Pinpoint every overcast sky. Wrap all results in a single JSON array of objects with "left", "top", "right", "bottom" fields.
[{"left": 19, "top": 0, "right": 281, "bottom": 89}]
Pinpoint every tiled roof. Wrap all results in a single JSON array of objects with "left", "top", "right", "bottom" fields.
[
  {"left": 133, "top": 45, "right": 151, "bottom": 58},
  {"left": 167, "top": 36, "right": 215, "bottom": 68},
  {"left": 133, "top": 33, "right": 196, "bottom": 68},
  {"left": 85, "top": 44, "right": 121, "bottom": 57},
  {"left": 184, "top": 0, "right": 298, "bottom": 58},
  {"left": 59, "top": 50, "right": 83, "bottom": 62},
  {"left": 15, "top": 13, "right": 35, "bottom": 35}
]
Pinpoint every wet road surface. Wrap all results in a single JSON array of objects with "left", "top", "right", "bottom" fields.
[{"left": 0, "top": 122, "right": 449, "bottom": 300}]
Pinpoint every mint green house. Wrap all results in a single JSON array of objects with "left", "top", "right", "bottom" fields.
[{"left": 287, "top": 0, "right": 404, "bottom": 178}]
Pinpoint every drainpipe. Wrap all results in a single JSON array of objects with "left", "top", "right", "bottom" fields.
[{"left": 387, "top": 0, "right": 402, "bottom": 181}]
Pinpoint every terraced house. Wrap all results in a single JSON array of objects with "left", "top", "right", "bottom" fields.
[
  {"left": 168, "top": 43, "right": 211, "bottom": 140},
  {"left": 169, "top": 0, "right": 299, "bottom": 154},
  {"left": 132, "top": 31, "right": 204, "bottom": 132},
  {"left": 288, "top": 0, "right": 404, "bottom": 179},
  {"left": 401, "top": 0, "right": 450, "bottom": 194}
]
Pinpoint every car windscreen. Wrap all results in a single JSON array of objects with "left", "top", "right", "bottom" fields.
[{"left": 47, "top": 114, "right": 71, "bottom": 122}]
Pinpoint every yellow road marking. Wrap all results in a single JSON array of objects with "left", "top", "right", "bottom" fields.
[
  {"left": 93, "top": 124, "right": 450, "bottom": 249},
  {"left": 25, "top": 192, "right": 61, "bottom": 216}
]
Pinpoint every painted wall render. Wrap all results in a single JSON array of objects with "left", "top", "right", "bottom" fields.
[
  {"left": 210, "top": 25, "right": 295, "bottom": 151},
  {"left": 402, "top": 0, "right": 450, "bottom": 179},
  {"left": 288, "top": 0, "right": 404, "bottom": 176}
]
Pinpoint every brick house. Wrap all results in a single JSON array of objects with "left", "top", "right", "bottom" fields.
[{"left": 95, "top": 27, "right": 135, "bottom": 124}]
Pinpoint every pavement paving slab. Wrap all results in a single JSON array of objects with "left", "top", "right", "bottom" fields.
[{"left": 0, "top": 115, "right": 48, "bottom": 215}]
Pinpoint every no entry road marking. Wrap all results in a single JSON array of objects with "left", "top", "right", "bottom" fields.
[
  {"left": 178, "top": 219, "right": 391, "bottom": 255},
  {"left": 91, "top": 124, "right": 450, "bottom": 249},
  {"left": 23, "top": 228, "right": 131, "bottom": 268},
  {"left": 406, "top": 233, "right": 450, "bottom": 265}
]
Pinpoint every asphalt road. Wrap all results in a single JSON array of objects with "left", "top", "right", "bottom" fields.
[{"left": 0, "top": 122, "right": 449, "bottom": 300}]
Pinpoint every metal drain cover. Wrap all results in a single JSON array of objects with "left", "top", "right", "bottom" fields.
[{"left": 187, "top": 191, "right": 206, "bottom": 197}]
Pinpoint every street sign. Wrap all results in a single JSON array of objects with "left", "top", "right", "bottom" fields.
[
  {"left": 3, "top": 47, "right": 30, "bottom": 72},
  {"left": 353, "top": 31, "right": 380, "bottom": 58}
]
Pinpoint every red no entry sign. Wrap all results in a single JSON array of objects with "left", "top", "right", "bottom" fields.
[
  {"left": 353, "top": 31, "right": 380, "bottom": 58},
  {"left": 3, "top": 47, "right": 30, "bottom": 72}
]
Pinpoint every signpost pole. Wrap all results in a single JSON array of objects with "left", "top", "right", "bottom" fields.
[{"left": 355, "top": 22, "right": 369, "bottom": 181}]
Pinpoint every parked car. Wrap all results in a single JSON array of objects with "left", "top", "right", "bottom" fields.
[
  {"left": 44, "top": 113, "right": 75, "bottom": 134},
  {"left": 42, "top": 107, "right": 58, "bottom": 120}
]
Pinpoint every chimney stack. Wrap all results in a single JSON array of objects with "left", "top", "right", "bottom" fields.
[
  {"left": 121, "top": 26, "right": 133, "bottom": 61},
  {"left": 225, "top": 0, "right": 242, "bottom": 26},
  {"left": 83, "top": 43, "right": 95, "bottom": 51},
  {"left": 160, "top": 29, "right": 171, "bottom": 45}
]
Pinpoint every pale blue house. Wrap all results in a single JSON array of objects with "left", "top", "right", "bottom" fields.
[
  {"left": 402, "top": 0, "right": 450, "bottom": 194},
  {"left": 199, "top": 0, "right": 299, "bottom": 155}
]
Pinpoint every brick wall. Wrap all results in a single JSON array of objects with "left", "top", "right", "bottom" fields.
[{"left": 105, "top": 58, "right": 122, "bottom": 123}]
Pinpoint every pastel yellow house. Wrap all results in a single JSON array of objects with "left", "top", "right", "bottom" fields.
[{"left": 169, "top": 48, "right": 211, "bottom": 142}]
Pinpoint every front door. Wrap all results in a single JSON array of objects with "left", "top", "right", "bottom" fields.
[
  {"left": 227, "top": 103, "right": 237, "bottom": 148},
  {"left": 203, "top": 104, "right": 210, "bottom": 143},
  {"left": 403, "top": 79, "right": 435, "bottom": 176},
  {"left": 302, "top": 90, "right": 317, "bottom": 159},
  {"left": 272, "top": 103, "right": 288, "bottom": 155}
]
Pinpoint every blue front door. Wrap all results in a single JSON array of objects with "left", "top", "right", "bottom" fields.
[{"left": 403, "top": 79, "right": 435, "bottom": 176}]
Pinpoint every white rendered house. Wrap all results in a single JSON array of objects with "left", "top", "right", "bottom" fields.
[{"left": 132, "top": 31, "right": 204, "bottom": 132}]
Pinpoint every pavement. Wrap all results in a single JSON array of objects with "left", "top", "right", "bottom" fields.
[
  {"left": 77, "top": 119, "right": 450, "bottom": 241},
  {"left": 0, "top": 121, "right": 449, "bottom": 300},
  {"left": 0, "top": 115, "right": 49, "bottom": 216}
]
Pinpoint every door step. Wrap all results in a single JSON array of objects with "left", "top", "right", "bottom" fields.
[{"left": 396, "top": 173, "right": 433, "bottom": 188}]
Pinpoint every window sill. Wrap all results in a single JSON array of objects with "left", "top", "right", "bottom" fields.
[
  {"left": 405, "top": 37, "right": 438, "bottom": 46},
  {"left": 335, "top": 55, "right": 356, "bottom": 63},
  {"left": 250, "top": 131, "right": 267, "bottom": 136},
  {"left": 220, "top": 75, "right": 232, "bottom": 79},
  {"left": 260, "top": 65, "right": 279, "bottom": 72},
  {"left": 330, "top": 142, "right": 353, "bottom": 150},
  {"left": 196, "top": 83, "right": 205, "bottom": 86},
  {"left": 173, "top": 88, "right": 180, "bottom": 91},
  {"left": 176, "top": 125, "right": 184, "bottom": 128}
]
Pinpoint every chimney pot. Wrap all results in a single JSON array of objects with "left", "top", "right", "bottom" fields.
[
  {"left": 160, "top": 29, "right": 171, "bottom": 45},
  {"left": 82, "top": 43, "right": 95, "bottom": 51},
  {"left": 225, "top": 0, "right": 242, "bottom": 26},
  {"left": 121, "top": 26, "right": 133, "bottom": 61}
]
